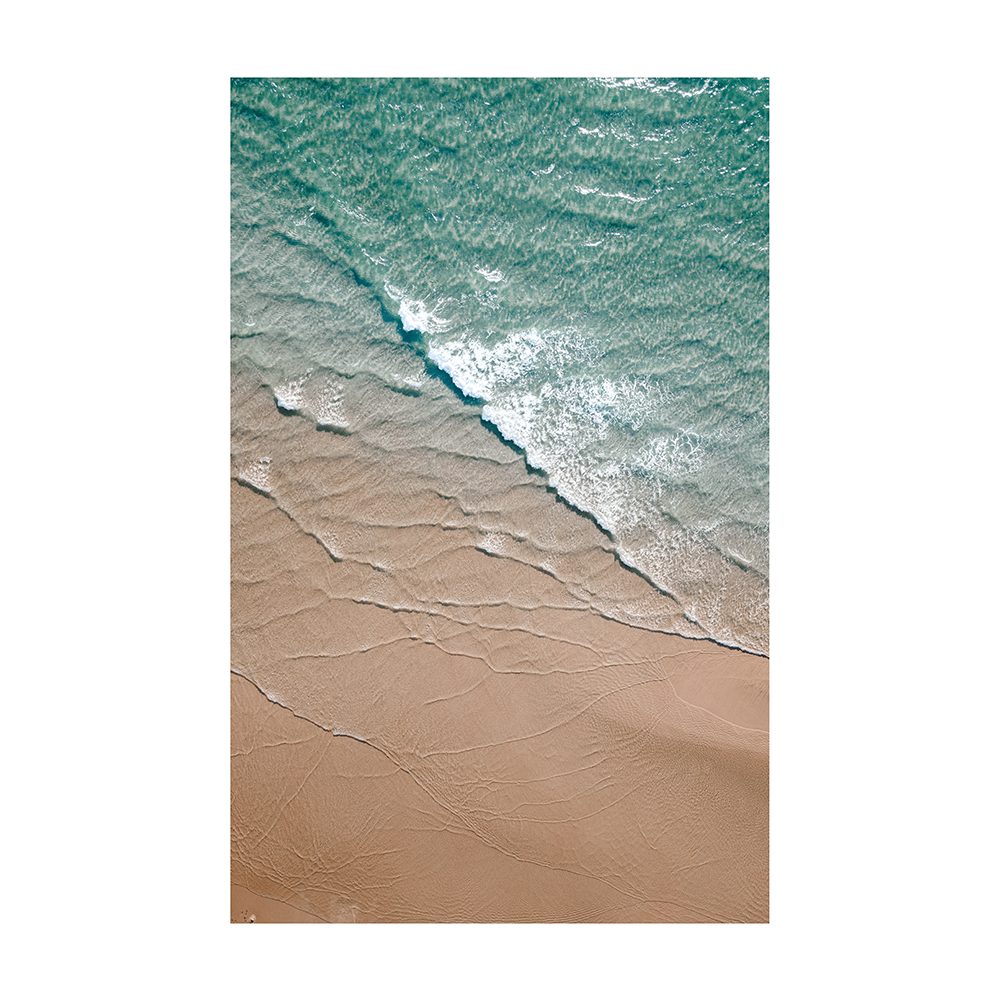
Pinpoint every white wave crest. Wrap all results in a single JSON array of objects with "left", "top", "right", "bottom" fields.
[{"left": 385, "top": 283, "right": 451, "bottom": 336}]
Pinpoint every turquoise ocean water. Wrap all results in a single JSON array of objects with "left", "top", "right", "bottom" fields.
[{"left": 231, "top": 77, "right": 769, "bottom": 654}]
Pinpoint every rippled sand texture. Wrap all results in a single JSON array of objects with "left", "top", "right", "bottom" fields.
[{"left": 231, "top": 367, "right": 768, "bottom": 923}]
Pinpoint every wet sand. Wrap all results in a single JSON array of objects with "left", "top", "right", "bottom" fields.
[{"left": 231, "top": 372, "right": 768, "bottom": 922}]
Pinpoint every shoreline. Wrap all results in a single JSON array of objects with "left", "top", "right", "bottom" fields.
[{"left": 231, "top": 374, "right": 767, "bottom": 921}]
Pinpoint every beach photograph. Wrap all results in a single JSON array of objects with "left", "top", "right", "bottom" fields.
[{"left": 231, "top": 77, "right": 769, "bottom": 922}]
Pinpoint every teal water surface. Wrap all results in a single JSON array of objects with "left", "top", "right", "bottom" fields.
[{"left": 231, "top": 77, "right": 769, "bottom": 653}]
